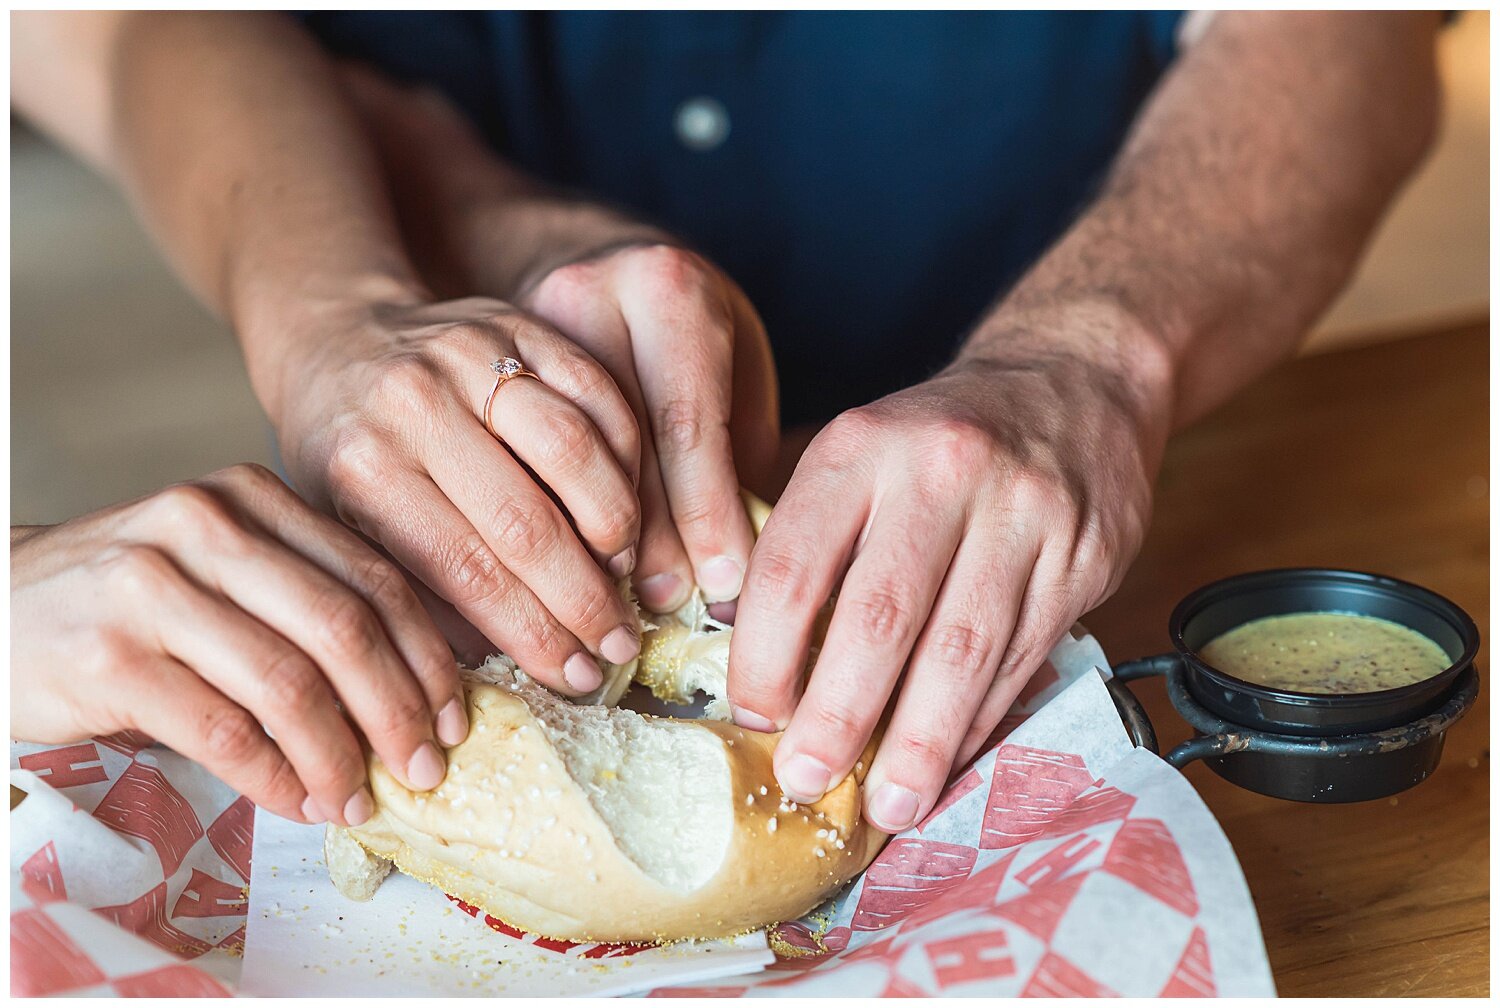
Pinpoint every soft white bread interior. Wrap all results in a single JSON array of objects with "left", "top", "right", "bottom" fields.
[
  {"left": 332, "top": 659, "right": 882, "bottom": 941},
  {"left": 323, "top": 815, "right": 391, "bottom": 900},
  {"left": 326, "top": 491, "right": 885, "bottom": 941}
]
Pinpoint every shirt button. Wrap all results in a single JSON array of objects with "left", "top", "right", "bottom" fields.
[{"left": 674, "top": 96, "right": 730, "bottom": 152}]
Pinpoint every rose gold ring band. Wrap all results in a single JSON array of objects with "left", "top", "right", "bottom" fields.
[{"left": 483, "top": 357, "right": 542, "bottom": 440}]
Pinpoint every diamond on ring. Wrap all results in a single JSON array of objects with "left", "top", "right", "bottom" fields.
[{"left": 492, "top": 357, "right": 522, "bottom": 377}]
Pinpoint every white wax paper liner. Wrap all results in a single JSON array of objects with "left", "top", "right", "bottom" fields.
[{"left": 10, "top": 625, "right": 1273, "bottom": 996}]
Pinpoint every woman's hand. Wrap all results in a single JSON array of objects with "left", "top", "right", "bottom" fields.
[
  {"left": 520, "top": 244, "right": 779, "bottom": 617},
  {"left": 331, "top": 66, "right": 780, "bottom": 619},
  {"left": 11, "top": 464, "right": 464, "bottom": 827},
  {"left": 727, "top": 321, "right": 1173, "bottom": 834},
  {"left": 266, "top": 294, "right": 647, "bottom": 693}
]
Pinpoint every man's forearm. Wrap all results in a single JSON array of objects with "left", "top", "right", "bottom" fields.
[
  {"left": 13, "top": 12, "right": 426, "bottom": 419},
  {"left": 336, "top": 66, "right": 675, "bottom": 303},
  {"left": 965, "top": 11, "right": 1442, "bottom": 431}
]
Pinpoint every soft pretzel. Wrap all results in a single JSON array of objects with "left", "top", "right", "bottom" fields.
[{"left": 326, "top": 493, "right": 885, "bottom": 941}]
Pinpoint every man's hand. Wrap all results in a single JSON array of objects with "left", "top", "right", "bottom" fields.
[
  {"left": 11, "top": 464, "right": 463, "bottom": 826},
  {"left": 728, "top": 313, "right": 1172, "bottom": 833},
  {"left": 268, "top": 294, "right": 646, "bottom": 694},
  {"left": 520, "top": 243, "right": 778, "bottom": 616}
]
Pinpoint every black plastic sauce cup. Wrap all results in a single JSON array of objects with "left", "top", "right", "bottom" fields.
[{"left": 1106, "top": 568, "right": 1481, "bottom": 803}]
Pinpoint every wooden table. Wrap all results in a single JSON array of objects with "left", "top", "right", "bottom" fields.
[{"left": 1083, "top": 321, "right": 1489, "bottom": 997}]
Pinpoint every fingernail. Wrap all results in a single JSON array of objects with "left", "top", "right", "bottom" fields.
[
  {"left": 637, "top": 573, "right": 686, "bottom": 612},
  {"left": 707, "top": 599, "right": 738, "bottom": 625},
  {"left": 600, "top": 624, "right": 640, "bottom": 665},
  {"left": 607, "top": 546, "right": 636, "bottom": 578},
  {"left": 343, "top": 786, "right": 374, "bottom": 827},
  {"left": 436, "top": 696, "right": 468, "bottom": 746},
  {"left": 778, "top": 753, "right": 832, "bottom": 804},
  {"left": 870, "top": 784, "right": 921, "bottom": 832},
  {"left": 730, "top": 703, "right": 777, "bottom": 733},
  {"left": 564, "top": 651, "right": 604, "bottom": 693},
  {"left": 406, "top": 741, "right": 446, "bottom": 791},
  {"left": 697, "top": 555, "right": 744, "bottom": 602},
  {"left": 300, "top": 795, "right": 324, "bottom": 824}
]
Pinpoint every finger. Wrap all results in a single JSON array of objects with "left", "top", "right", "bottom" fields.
[
  {"left": 404, "top": 571, "right": 497, "bottom": 668},
  {"left": 335, "top": 469, "right": 605, "bottom": 697},
  {"left": 582, "top": 320, "right": 695, "bottom": 614},
  {"left": 423, "top": 410, "right": 641, "bottom": 668},
  {"left": 166, "top": 507, "right": 450, "bottom": 796},
  {"left": 632, "top": 428, "right": 698, "bottom": 612},
  {"left": 727, "top": 453, "right": 866, "bottom": 732},
  {"left": 771, "top": 490, "right": 964, "bottom": 805},
  {"left": 418, "top": 315, "right": 641, "bottom": 571},
  {"left": 522, "top": 288, "right": 696, "bottom": 609},
  {"left": 480, "top": 370, "right": 640, "bottom": 568},
  {"left": 122, "top": 655, "right": 310, "bottom": 823},
  {"left": 512, "top": 313, "right": 644, "bottom": 492},
  {"left": 521, "top": 276, "right": 693, "bottom": 611},
  {"left": 954, "top": 541, "right": 1074, "bottom": 770},
  {"left": 206, "top": 465, "right": 465, "bottom": 748},
  {"left": 622, "top": 261, "right": 756, "bottom": 604},
  {"left": 725, "top": 294, "right": 781, "bottom": 499},
  {"left": 860, "top": 529, "right": 1033, "bottom": 832},
  {"left": 135, "top": 554, "right": 371, "bottom": 827}
]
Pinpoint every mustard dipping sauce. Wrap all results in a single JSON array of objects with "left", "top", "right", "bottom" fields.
[{"left": 1197, "top": 612, "right": 1451, "bottom": 694}]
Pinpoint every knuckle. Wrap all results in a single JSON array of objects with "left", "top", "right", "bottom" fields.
[
  {"left": 892, "top": 730, "right": 952, "bottom": 770},
  {"left": 368, "top": 688, "right": 430, "bottom": 742},
  {"left": 1012, "top": 470, "right": 1074, "bottom": 515},
  {"left": 819, "top": 408, "right": 881, "bottom": 453},
  {"left": 652, "top": 396, "right": 708, "bottom": 456},
  {"left": 930, "top": 417, "right": 994, "bottom": 472},
  {"left": 590, "top": 497, "right": 639, "bottom": 549},
  {"left": 310, "top": 591, "right": 383, "bottom": 659},
  {"left": 630, "top": 244, "right": 703, "bottom": 293},
  {"left": 200, "top": 706, "right": 264, "bottom": 763},
  {"left": 809, "top": 698, "right": 867, "bottom": 747},
  {"left": 102, "top": 543, "right": 176, "bottom": 594},
  {"left": 441, "top": 533, "right": 506, "bottom": 606},
  {"left": 539, "top": 261, "right": 599, "bottom": 306},
  {"left": 215, "top": 461, "right": 279, "bottom": 490},
  {"left": 255, "top": 757, "right": 306, "bottom": 811},
  {"left": 320, "top": 741, "right": 368, "bottom": 794},
  {"left": 668, "top": 484, "right": 728, "bottom": 536},
  {"left": 545, "top": 350, "right": 610, "bottom": 402},
  {"left": 567, "top": 583, "right": 615, "bottom": 634},
  {"left": 258, "top": 650, "right": 321, "bottom": 716},
  {"left": 88, "top": 626, "right": 138, "bottom": 666},
  {"left": 370, "top": 354, "right": 439, "bottom": 413},
  {"left": 354, "top": 556, "right": 418, "bottom": 618},
  {"left": 325, "top": 424, "right": 388, "bottom": 493},
  {"left": 926, "top": 622, "right": 995, "bottom": 672},
  {"left": 535, "top": 410, "right": 595, "bottom": 472},
  {"left": 518, "top": 614, "right": 569, "bottom": 664},
  {"left": 152, "top": 483, "right": 236, "bottom": 540},
  {"left": 746, "top": 551, "right": 815, "bottom": 610},
  {"left": 1000, "top": 618, "right": 1066, "bottom": 678},
  {"left": 727, "top": 672, "right": 779, "bottom": 712},
  {"left": 849, "top": 583, "right": 916, "bottom": 647},
  {"left": 488, "top": 497, "right": 559, "bottom": 567},
  {"left": 438, "top": 321, "right": 493, "bottom": 352}
]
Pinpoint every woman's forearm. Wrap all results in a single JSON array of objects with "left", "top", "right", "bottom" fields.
[
  {"left": 963, "top": 11, "right": 1442, "bottom": 432},
  {"left": 13, "top": 12, "right": 426, "bottom": 419}
]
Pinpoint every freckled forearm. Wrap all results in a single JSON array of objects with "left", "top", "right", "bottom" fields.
[{"left": 964, "top": 11, "right": 1442, "bottom": 431}]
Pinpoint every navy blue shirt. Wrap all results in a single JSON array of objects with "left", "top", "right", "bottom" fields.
[{"left": 298, "top": 11, "right": 1185, "bottom": 424}]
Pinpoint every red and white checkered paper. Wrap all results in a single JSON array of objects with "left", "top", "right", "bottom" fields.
[{"left": 11, "top": 625, "right": 1274, "bottom": 997}]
